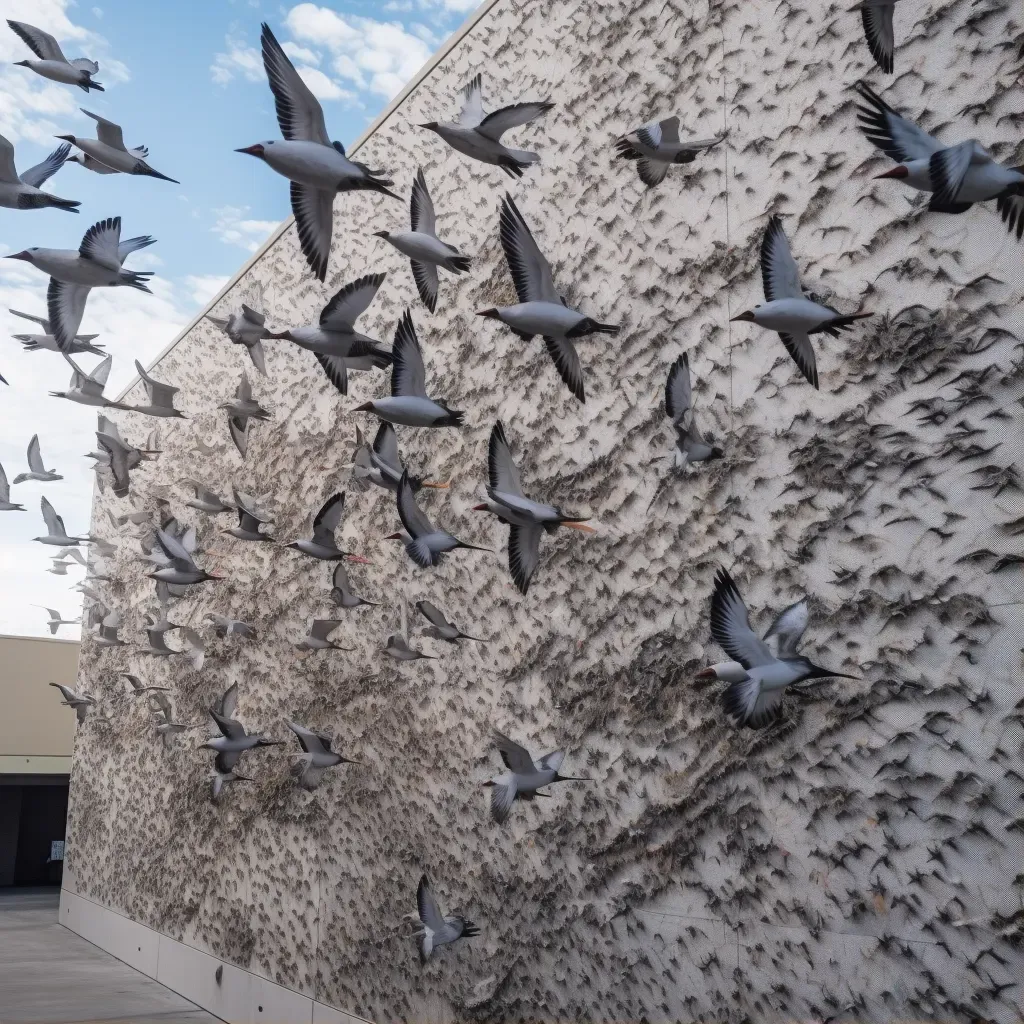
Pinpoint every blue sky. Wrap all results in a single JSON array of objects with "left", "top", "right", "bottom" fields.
[{"left": 0, "top": 0, "right": 480, "bottom": 638}]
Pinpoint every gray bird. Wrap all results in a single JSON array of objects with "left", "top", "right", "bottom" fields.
[
  {"left": 57, "top": 110, "right": 178, "bottom": 182},
  {"left": 49, "top": 354, "right": 128, "bottom": 409},
  {"left": 7, "top": 20, "right": 103, "bottom": 92},
  {"left": 200, "top": 704, "right": 280, "bottom": 774},
  {"left": 220, "top": 372, "right": 270, "bottom": 457},
  {"left": 12, "top": 435, "right": 62, "bottom": 484},
  {"left": 415, "top": 600, "right": 485, "bottom": 644},
  {"left": 286, "top": 492, "right": 371, "bottom": 562},
  {"left": 94, "top": 608, "right": 124, "bottom": 648},
  {"left": 412, "top": 874, "right": 479, "bottom": 961},
  {"left": 419, "top": 72, "right": 552, "bottom": 178},
  {"left": 49, "top": 683, "right": 96, "bottom": 723},
  {"left": 37, "top": 606, "right": 79, "bottom": 634},
  {"left": 285, "top": 719, "right": 359, "bottom": 790},
  {"left": 351, "top": 422, "right": 449, "bottom": 495},
  {"left": 0, "top": 462, "right": 26, "bottom": 511},
  {"left": 210, "top": 769, "right": 254, "bottom": 800},
  {"left": 146, "top": 527, "right": 222, "bottom": 587},
  {"left": 614, "top": 116, "right": 725, "bottom": 188},
  {"left": 329, "top": 561, "right": 377, "bottom": 610},
  {"left": 184, "top": 483, "right": 233, "bottom": 515},
  {"left": 295, "top": 619, "right": 351, "bottom": 652},
  {"left": 203, "top": 613, "right": 257, "bottom": 639},
  {"left": 34, "top": 496, "right": 88, "bottom": 546},
  {"left": 206, "top": 304, "right": 270, "bottom": 376},
  {"left": 9, "top": 308, "right": 102, "bottom": 355},
  {"left": 0, "top": 135, "right": 78, "bottom": 212},
  {"left": 664, "top": 353, "right": 723, "bottom": 468},
  {"left": 373, "top": 169, "right": 471, "bottom": 313},
  {"left": 384, "top": 632, "right": 435, "bottom": 662},
  {"left": 484, "top": 730, "right": 592, "bottom": 824},
  {"left": 224, "top": 490, "right": 274, "bottom": 542},
  {"left": 141, "top": 627, "right": 178, "bottom": 658},
  {"left": 125, "top": 360, "right": 184, "bottom": 418},
  {"left": 121, "top": 673, "right": 170, "bottom": 696}
]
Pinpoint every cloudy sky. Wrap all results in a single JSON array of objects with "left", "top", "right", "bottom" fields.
[{"left": 0, "top": 0, "right": 479, "bottom": 639}]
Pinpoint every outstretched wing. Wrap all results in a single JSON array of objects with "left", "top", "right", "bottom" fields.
[
  {"left": 710, "top": 567, "right": 774, "bottom": 670},
  {"left": 760, "top": 215, "right": 801, "bottom": 302},
  {"left": 457, "top": 74, "right": 484, "bottom": 127},
  {"left": 487, "top": 420, "right": 524, "bottom": 496},
  {"left": 390, "top": 311, "right": 427, "bottom": 399},
  {"left": 498, "top": 193, "right": 558, "bottom": 304},
  {"left": 20, "top": 142, "right": 71, "bottom": 188},
  {"left": 260, "top": 22, "right": 328, "bottom": 144},
  {"left": 763, "top": 598, "right": 809, "bottom": 659},
  {"left": 493, "top": 730, "right": 536, "bottom": 774},
  {"left": 476, "top": 102, "right": 552, "bottom": 142}
]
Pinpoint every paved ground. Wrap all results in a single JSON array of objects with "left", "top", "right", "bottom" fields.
[{"left": 0, "top": 888, "right": 221, "bottom": 1024}]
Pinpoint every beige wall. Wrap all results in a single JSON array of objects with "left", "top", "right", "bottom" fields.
[{"left": 0, "top": 634, "right": 79, "bottom": 774}]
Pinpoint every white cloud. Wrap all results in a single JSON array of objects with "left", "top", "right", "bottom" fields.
[
  {"left": 282, "top": 41, "right": 320, "bottom": 66},
  {"left": 211, "top": 35, "right": 263, "bottom": 85},
  {"left": 296, "top": 66, "right": 357, "bottom": 103},
  {"left": 211, "top": 206, "right": 280, "bottom": 253},
  {"left": 92, "top": 7, "right": 103, "bottom": 18},
  {"left": 183, "top": 274, "right": 230, "bottom": 307},
  {"left": 285, "top": 4, "right": 432, "bottom": 99}
]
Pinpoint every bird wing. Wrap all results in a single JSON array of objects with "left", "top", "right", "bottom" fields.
[
  {"left": 43, "top": 607, "right": 61, "bottom": 621},
  {"left": 763, "top": 597, "right": 809, "bottom": 659},
  {"left": 397, "top": 471, "right": 434, "bottom": 538},
  {"left": 314, "top": 352, "right": 348, "bottom": 397},
  {"left": 860, "top": 3, "right": 896, "bottom": 74},
  {"left": 248, "top": 340, "right": 267, "bottom": 376},
  {"left": 760, "top": 216, "right": 802, "bottom": 302},
  {"left": 88, "top": 353, "right": 113, "bottom": 388},
  {"left": 390, "top": 311, "right": 427, "bottom": 398},
  {"left": 69, "top": 58, "right": 98, "bottom": 74},
  {"left": 228, "top": 416, "right": 248, "bottom": 457},
  {"left": 665, "top": 353, "right": 692, "bottom": 424},
  {"left": 40, "top": 496, "right": 62, "bottom": 536},
  {"left": 312, "top": 492, "right": 345, "bottom": 543},
  {"left": 415, "top": 600, "right": 451, "bottom": 630},
  {"left": 209, "top": 708, "right": 245, "bottom": 740},
  {"left": 0, "top": 462, "right": 9, "bottom": 501},
  {"left": 721, "top": 675, "right": 785, "bottom": 729},
  {"left": 410, "top": 260, "right": 439, "bottom": 315},
  {"left": 81, "top": 109, "right": 126, "bottom": 151},
  {"left": 26, "top": 434, "right": 44, "bottom": 473},
  {"left": 508, "top": 522, "right": 542, "bottom": 594},
  {"left": 260, "top": 22, "right": 329, "bottom": 144},
  {"left": 289, "top": 182, "right": 333, "bottom": 283},
  {"left": 285, "top": 719, "right": 326, "bottom": 755},
  {"left": 117, "top": 235, "right": 155, "bottom": 265},
  {"left": 410, "top": 167, "right": 436, "bottom": 235},
  {"left": 236, "top": 372, "right": 252, "bottom": 403},
  {"left": 853, "top": 82, "right": 943, "bottom": 163},
  {"left": 537, "top": 750, "right": 565, "bottom": 772},
  {"left": 636, "top": 156, "right": 670, "bottom": 188},
  {"left": 417, "top": 875, "right": 446, "bottom": 932},
  {"left": 487, "top": 420, "right": 524, "bottom": 496},
  {"left": 371, "top": 421, "right": 402, "bottom": 472},
  {"left": 79, "top": 216, "right": 122, "bottom": 269},
  {"left": 309, "top": 618, "right": 341, "bottom": 641},
  {"left": 219, "top": 682, "right": 238, "bottom": 720},
  {"left": 778, "top": 332, "right": 819, "bottom": 389},
  {"left": 493, "top": 730, "right": 537, "bottom": 773},
  {"left": 233, "top": 489, "right": 269, "bottom": 523},
  {"left": 929, "top": 140, "right": 982, "bottom": 212},
  {"left": 457, "top": 74, "right": 484, "bottom": 127},
  {"left": 543, "top": 335, "right": 585, "bottom": 403},
  {"left": 710, "top": 567, "right": 775, "bottom": 669},
  {"left": 155, "top": 527, "right": 193, "bottom": 567},
  {"left": 8, "top": 21, "right": 65, "bottom": 62},
  {"left": 134, "top": 359, "right": 179, "bottom": 407},
  {"left": 241, "top": 304, "right": 265, "bottom": 326},
  {"left": 476, "top": 102, "right": 551, "bottom": 142},
  {"left": 489, "top": 777, "right": 517, "bottom": 823},
  {"left": 47, "top": 280, "right": 89, "bottom": 353},
  {"left": 499, "top": 193, "right": 559, "bottom": 304},
  {"left": 319, "top": 273, "right": 385, "bottom": 330},
  {"left": 331, "top": 561, "right": 353, "bottom": 596},
  {"left": 8, "top": 308, "right": 49, "bottom": 329},
  {"left": 20, "top": 142, "right": 71, "bottom": 188},
  {"left": 0, "top": 135, "right": 18, "bottom": 184}
]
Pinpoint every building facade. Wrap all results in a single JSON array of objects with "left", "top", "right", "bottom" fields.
[{"left": 62, "top": 1, "right": 1023, "bottom": 1021}]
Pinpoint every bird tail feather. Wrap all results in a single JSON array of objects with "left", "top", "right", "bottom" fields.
[{"left": 120, "top": 270, "right": 154, "bottom": 293}]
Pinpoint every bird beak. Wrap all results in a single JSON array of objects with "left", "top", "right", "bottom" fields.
[
  {"left": 382, "top": 532, "right": 402, "bottom": 541},
  {"left": 353, "top": 402, "right": 374, "bottom": 412},
  {"left": 372, "top": 231, "right": 388, "bottom": 238},
  {"left": 481, "top": 781, "right": 495, "bottom": 787},
  {"left": 235, "top": 144, "right": 265, "bottom": 157},
  {"left": 874, "top": 166, "right": 909, "bottom": 180},
  {"left": 54, "top": 135, "right": 75, "bottom": 144},
  {"left": 346, "top": 554, "right": 373, "bottom": 564},
  {"left": 265, "top": 331, "right": 290, "bottom": 340},
  {"left": 695, "top": 667, "right": 717, "bottom": 680},
  {"left": 5, "top": 251, "right": 31, "bottom": 261},
  {"left": 561, "top": 522, "right": 596, "bottom": 533},
  {"left": 476, "top": 309, "right": 499, "bottom": 319},
  {"left": 421, "top": 480, "right": 450, "bottom": 489},
  {"left": 208, "top": 572, "right": 225, "bottom": 580},
  {"left": 417, "top": 122, "right": 439, "bottom": 131},
  {"left": 13, "top": 60, "right": 30, "bottom": 67},
  {"left": 729, "top": 311, "right": 754, "bottom": 323},
  {"left": 470, "top": 503, "right": 489, "bottom": 511},
  {"left": 554, "top": 774, "right": 594, "bottom": 782}
]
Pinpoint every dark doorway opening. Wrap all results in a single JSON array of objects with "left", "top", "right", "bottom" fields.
[{"left": 0, "top": 776, "right": 69, "bottom": 887}]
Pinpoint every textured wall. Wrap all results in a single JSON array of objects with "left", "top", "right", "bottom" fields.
[{"left": 65, "top": 0, "right": 1024, "bottom": 1021}]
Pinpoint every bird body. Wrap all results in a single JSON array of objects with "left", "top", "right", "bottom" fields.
[
  {"left": 201, "top": 707, "right": 279, "bottom": 774},
  {"left": 8, "top": 20, "right": 103, "bottom": 92},
  {"left": 390, "top": 471, "right": 488, "bottom": 568},
  {"left": 206, "top": 305, "right": 270, "bottom": 375},
  {"left": 58, "top": 110, "right": 178, "bottom": 182},
  {"left": 285, "top": 719, "right": 357, "bottom": 790},
  {"left": 185, "top": 484, "right": 233, "bottom": 514},
  {"left": 0, "top": 136, "right": 78, "bottom": 212},
  {"left": 34, "top": 496, "right": 87, "bottom": 546},
  {"left": 12, "top": 435, "right": 61, "bottom": 484},
  {"left": 67, "top": 145, "right": 148, "bottom": 174},
  {"left": 415, "top": 600, "right": 485, "bottom": 643}
]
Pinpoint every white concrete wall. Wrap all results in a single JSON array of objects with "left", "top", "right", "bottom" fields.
[{"left": 64, "top": 0, "right": 1024, "bottom": 1021}]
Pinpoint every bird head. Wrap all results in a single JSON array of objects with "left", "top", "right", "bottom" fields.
[
  {"left": 55, "top": 134, "right": 76, "bottom": 144},
  {"left": 418, "top": 122, "right": 440, "bottom": 132},
  {"left": 5, "top": 250, "right": 36, "bottom": 263},
  {"left": 874, "top": 165, "right": 909, "bottom": 180},
  {"left": 476, "top": 308, "right": 501, "bottom": 320},
  {"left": 235, "top": 143, "right": 267, "bottom": 159},
  {"left": 729, "top": 310, "right": 756, "bottom": 323}
]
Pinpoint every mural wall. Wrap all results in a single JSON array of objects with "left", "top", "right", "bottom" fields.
[{"left": 65, "top": 0, "right": 1024, "bottom": 1021}]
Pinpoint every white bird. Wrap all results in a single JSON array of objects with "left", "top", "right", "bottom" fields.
[
  {"left": 9, "top": 307, "right": 103, "bottom": 355},
  {"left": 37, "top": 606, "right": 79, "bottom": 634},
  {"left": 34, "top": 496, "right": 87, "bottom": 547},
  {"left": 295, "top": 619, "right": 351, "bottom": 652},
  {"left": 268, "top": 274, "right": 391, "bottom": 397},
  {"left": 285, "top": 719, "right": 359, "bottom": 790},
  {"left": 123, "top": 360, "right": 184, "bottom": 418},
  {"left": 663, "top": 353, "right": 723, "bottom": 468},
  {"left": 203, "top": 613, "right": 257, "bottom": 639},
  {"left": 146, "top": 527, "right": 223, "bottom": 587},
  {"left": 472, "top": 421, "right": 594, "bottom": 594},
  {"left": 412, "top": 875, "right": 479, "bottom": 962},
  {"left": 484, "top": 730, "right": 591, "bottom": 824},
  {"left": 0, "top": 462, "right": 26, "bottom": 511},
  {"left": 478, "top": 194, "right": 620, "bottom": 403},
  {"left": 373, "top": 169, "right": 471, "bottom": 313},
  {"left": 48, "top": 559, "right": 71, "bottom": 574},
  {"left": 206, "top": 304, "right": 270, "bottom": 376},
  {"left": 13, "top": 435, "right": 63, "bottom": 484},
  {"left": 184, "top": 483, "right": 233, "bottom": 515},
  {"left": 389, "top": 470, "right": 489, "bottom": 568},
  {"left": 0, "top": 136, "right": 79, "bottom": 213},
  {"left": 49, "top": 683, "right": 96, "bottom": 723},
  {"left": 6, "top": 217, "right": 155, "bottom": 350},
  {"left": 49, "top": 353, "right": 127, "bottom": 409},
  {"left": 224, "top": 490, "right": 273, "bottom": 542},
  {"left": 200, "top": 705, "right": 280, "bottom": 775},
  {"left": 613, "top": 117, "right": 725, "bottom": 188},
  {"left": 851, "top": 0, "right": 907, "bottom": 74},
  {"left": 708, "top": 568, "right": 857, "bottom": 729},
  {"left": 58, "top": 110, "right": 178, "bottom": 182},
  {"left": 286, "top": 492, "right": 371, "bottom": 562},
  {"left": 235, "top": 23, "right": 398, "bottom": 281},
  {"left": 7, "top": 19, "right": 103, "bottom": 92},
  {"left": 419, "top": 73, "right": 553, "bottom": 178},
  {"left": 68, "top": 143, "right": 149, "bottom": 174},
  {"left": 384, "top": 631, "right": 435, "bottom": 662},
  {"left": 729, "top": 216, "right": 873, "bottom": 390},
  {"left": 94, "top": 608, "right": 124, "bottom": 648},
  {"left": 220, "top": 372, "right": 270, "bottom": 457},
  {"left": 415, "top": 600, "right": 485, "bottom": 644},
  {"left": 351, "top": 422, "right": 450, "bottom": 495},
  {"left": 354, "top": 311, "right": 463, "bottom": 427},
  {"left": 329, "top": 561, "right": 377, "bottom": 611}
]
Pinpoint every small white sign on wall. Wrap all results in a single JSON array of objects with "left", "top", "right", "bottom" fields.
[{"left": 49, "top": 841, "right": 65, "bottom": 862}]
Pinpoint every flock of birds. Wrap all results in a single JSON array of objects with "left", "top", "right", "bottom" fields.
[{"left": 2, "top": 4, "right": 1022, "bottom": 963}]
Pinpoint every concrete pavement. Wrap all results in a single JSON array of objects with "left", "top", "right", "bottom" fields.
[{"left": 0, "top": 888, "right": 221, "bottom": 1024}]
